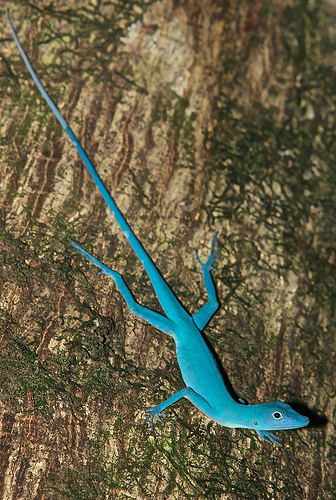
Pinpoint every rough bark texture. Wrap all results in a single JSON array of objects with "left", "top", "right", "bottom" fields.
[{"left": 0, "top": 0, "right": 335, "bottom": 498}]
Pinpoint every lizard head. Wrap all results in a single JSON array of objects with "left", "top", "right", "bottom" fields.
[{"left": 247, "top": 401, "right": 309, "bottom": 431}]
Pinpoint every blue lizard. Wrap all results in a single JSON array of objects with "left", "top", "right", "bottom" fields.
[{"left": 7, "top": 10, "right": 309, "bottom": 446}]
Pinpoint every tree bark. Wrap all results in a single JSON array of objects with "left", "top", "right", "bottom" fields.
[{"left": 0, "top": 0, "right": 335, "bottom": 498}]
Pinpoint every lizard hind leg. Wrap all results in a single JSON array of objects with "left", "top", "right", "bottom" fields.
[
  {"left": 192, "top": 233, "right": 220, "bottom": 331},
  {"left": 69, "top": 239, "right": 176, "bottom": 335}
]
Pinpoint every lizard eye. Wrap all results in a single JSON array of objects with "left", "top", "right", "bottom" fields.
[{"left": 272, "top": 411, "right": 283, "bottom": 420}]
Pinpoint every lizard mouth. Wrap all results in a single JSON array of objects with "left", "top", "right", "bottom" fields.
[{"left": 274, "top": 416, "right": 309, "bottom": 430}]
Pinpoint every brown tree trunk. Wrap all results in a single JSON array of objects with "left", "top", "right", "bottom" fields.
[{"left": 0, "top": 0, "right": 335, "bottom": 498}]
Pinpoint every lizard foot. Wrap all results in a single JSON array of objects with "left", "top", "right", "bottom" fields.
[
  {"left": 194, "top": 232, "right": 220, "bottom": 273},
  {"left": 256, "top": 430, "right": 283, "bottom": 447},
  {"left": 143, "top": 407, "right": 166, "bottom": 429}
]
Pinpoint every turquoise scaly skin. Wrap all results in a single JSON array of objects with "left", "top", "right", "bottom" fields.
[{"left": 6, "top": 11, "right": 309, "bottom": 446}]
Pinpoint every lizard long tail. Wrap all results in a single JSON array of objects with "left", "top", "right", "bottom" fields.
[{"left": 6, "top": 10, "right": 188, "bottom": 321}]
